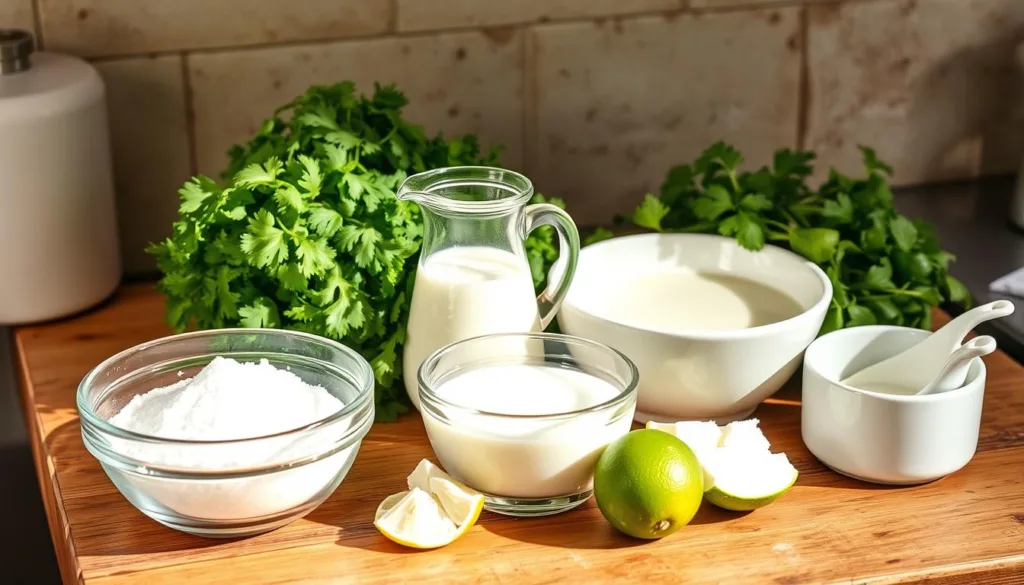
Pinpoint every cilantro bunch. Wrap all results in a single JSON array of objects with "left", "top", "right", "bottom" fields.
[
  {"left": 148, "top": 82, "right": 562, "bottom": 421},
  {"left": 628, "top": 142, "right": 970, "bottom": 333}
]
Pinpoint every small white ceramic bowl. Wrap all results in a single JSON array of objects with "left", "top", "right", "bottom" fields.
[
  {"left": 557, "top": 233, "right": 831, "bottom": 423},
  {"left": 802, "top": 325, "right": 986, "bottom": 485}
]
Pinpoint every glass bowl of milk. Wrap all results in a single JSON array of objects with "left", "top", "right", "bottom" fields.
[
  {"left": 417, "top": 332, "right": 638, "bottom": 517},
  {"left": 77, "top": 329, "right": 375, "bottom": 538}
]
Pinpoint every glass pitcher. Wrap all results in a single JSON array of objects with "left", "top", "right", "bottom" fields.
[{"left": 396, "top": 166, "right": 580, "bottom": 411}]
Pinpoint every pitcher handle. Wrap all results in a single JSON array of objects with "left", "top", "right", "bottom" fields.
[{"left": 521, "top": 204, "right": 580, "bottom": 330}]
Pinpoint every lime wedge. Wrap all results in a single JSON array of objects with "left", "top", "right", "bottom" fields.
[
  {"left": 719, "top": 418, "right": 772, "bottom": 452},
  {"left": 647, "top": 418, "right": 798, "bottom": 512},
  {"left": 702, "top": 450, "right": 798, "bottom": 511}
]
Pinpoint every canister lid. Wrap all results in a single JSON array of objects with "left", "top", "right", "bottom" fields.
[{"left": 0, "top": 29, "right": 34, "bottom": 75}]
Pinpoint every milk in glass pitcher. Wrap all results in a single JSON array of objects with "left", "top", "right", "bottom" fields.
[{"left": 397, "top": 166, "right": 580, "bottom": 411}]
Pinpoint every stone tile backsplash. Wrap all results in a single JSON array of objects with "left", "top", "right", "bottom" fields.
[
  {"left": 189, "top": 30, "right": 524, "bottom": 179},
  {"left": 395, "top": 0, "right": 679, "bottom": 32},
  {"left": 529, "top": 10, "right": 802, "bottom": 224},
  {"left": 0, "top": 0, "right": 1021, "bottom": 273},
  {"left": 36, "top": 0, "right": 392, "bottom": 57},
  {"left": 805, "top": 0, "right": 1024, "bottom": 185},
  {"left": 93, "top": 55, "right": 192, "bottom": 274},
  {"left": 0, "top": 0, "right": 32, "bottom": 31}
]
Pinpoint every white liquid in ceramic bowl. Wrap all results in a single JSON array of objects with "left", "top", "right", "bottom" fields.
[
  {"left": 557, "top": 233, "right": 831, "bottom": 422},
  {"left": 592, "top": 270, "right": 804, "bottom": 332}
]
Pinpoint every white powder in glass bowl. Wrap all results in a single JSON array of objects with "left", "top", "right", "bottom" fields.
[{"left": 104, "top": 357, "right": 356, "bottom": 521}]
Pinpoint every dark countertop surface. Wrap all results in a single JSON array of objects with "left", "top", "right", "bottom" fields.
[{"left": 895, "top": 175, "right": 1024, "bottom": 362}]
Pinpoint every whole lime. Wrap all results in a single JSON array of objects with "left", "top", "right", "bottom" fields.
[{"left": 593, "top": 429, "right": 704, "bottom": 539}]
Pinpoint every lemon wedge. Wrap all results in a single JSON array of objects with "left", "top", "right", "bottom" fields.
[
  {"left": 374, "top": 488, "right": 457, "bottom": 549},
  {"left": 430, "top": 476, "right": 484, "bottom": 526},
  {"left": 374, "top": 459, "right": 484, "bottom": 549},
  {"left": 407, "top": 458, "right": 449, "bottom": 492}
]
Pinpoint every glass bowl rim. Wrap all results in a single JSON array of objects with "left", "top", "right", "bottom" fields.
[
  {"left": 417, "top": 331, "right": 639, "bottom": 420},
  {"left": 76, "top": 327, "right": 375, "bottom": 446}
]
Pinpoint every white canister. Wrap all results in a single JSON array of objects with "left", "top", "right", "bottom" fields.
[{"left": 0, "top": 29, "right": 121, "bottom": 325}]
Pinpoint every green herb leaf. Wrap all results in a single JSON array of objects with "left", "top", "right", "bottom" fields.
[
  {"left": 633, "top": 194, "right": 669, "bottom": 231},
  {"left": 820, "top": 303, "right": 844, "bottom": 335},
  {"left": 859, "top": 210, "right": 889, "bottom": 252},
  {"left": 694, "top": 184, "right": 735, "bottom": 220},
  {"left": 846, "top": 303, "right": 877, "bottom": 327},
  {"left": 178, "top": 177, "right": 217, "bottom": 214},
  {"left": 695, "top": 142, "right": 743, "bottom": 174},
  {"left": 733, "top": 211, "right": 765, "bottom": 250},
  {"left": 822, "top": 193, "right": 853, "bottom": 224},
  {"left": 738, "top": 193, "right": 772, "bottom": 212},
  {"left": 297, "top": 154, "right": 322, "bottom": 195},
  {"left": 892, "top": 250, "right": 932, "bottom": 283},
  {"left": 889, "top": 215, "right": 918, "bottom": 252},
  {"left": 860, "top": 145, "right": 894, "bottom": 176},
  {"left": 307, "top": 205, "right": 344, "bottom": 237},
  {"left": 584, "top": 227, "right": 615, "bottom": 247},
  {"left": 274, "top": 184, "right": 305, "bottom": 213},
  {"left": 912, "top": 285, "right": 942, "bottom": 306},
  {"left": 867, "top": 298, "right": 902, "bottom": 324},
  {"left": 235, "top": 158, "right": 283, "bottom": 187},
  {"left": 945, "top": 275, "right": 970, "bottom": 305},
  {"left": 773, "top": 149, "right": 815, "bottom": 178},
  {"left": 239, "top": 297, "right": 281, "bottom": 328},
  {"left": 296, "top": 237, "right": 335, "bottom": 277},
  {"left": 864, "top": 258, "right": 895, "bottom": 290},
  {"left": 827, "top": 264, "right": 849, "bottom": 307},
  {"left": 240, "top": 210, "right": 289, "bottom": 268},
  {"left": 789, "top": 227, "right": 839, "bottom": 263}
]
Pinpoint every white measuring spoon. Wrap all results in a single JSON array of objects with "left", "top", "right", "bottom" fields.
[
  {"left": 841, "top": 300, "right": 1014, "bottom": 392},
  {"left": 915, "top": 336, "right": 997, "bottom": 395}
]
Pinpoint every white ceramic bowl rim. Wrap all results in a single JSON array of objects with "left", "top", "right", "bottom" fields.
[
  {"left": 564, "top": 233, "right": 833, "bottom": 340},
  {"left": 417, "top": 331, "right": 639, "bottom": 420},
  {"left": 77, "top": 327, "right": 376, "bottom": 446},
  {"left": 804, "top": 324, "right": 988, "bottom": 403}
]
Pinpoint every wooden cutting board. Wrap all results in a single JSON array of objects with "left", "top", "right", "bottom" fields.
[{"left": 13, "top": 283, "right": 1024, "bottom": 584}]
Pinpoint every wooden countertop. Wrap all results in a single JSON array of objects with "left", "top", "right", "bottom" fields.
[{"left": 14, "top": 283, "right": 1024, "bottom": 584}]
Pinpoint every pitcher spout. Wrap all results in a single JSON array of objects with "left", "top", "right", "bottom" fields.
[
  {"left": 394, "top": 189, "right": 429, "bottom": 204},
  {"left": 396, "top": 166, "right": 534, "bottom": 215}
]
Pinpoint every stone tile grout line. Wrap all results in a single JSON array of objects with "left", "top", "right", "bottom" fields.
[
  {"left": 72, "top": 0, "right": 868, "bottom": 64},
  {"left": 796, "top": 5, "right": 810, "bottom": 151},
  {"left": 180, "top": 52, "right": 199, "bottom": 178}
]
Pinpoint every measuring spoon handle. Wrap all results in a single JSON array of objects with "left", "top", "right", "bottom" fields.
[
  {"left": 917, "top": 336, "right": 997, "bottom": 395},
  {"left": 930, "top": 300, "right": 1014, "bottom": 352}
]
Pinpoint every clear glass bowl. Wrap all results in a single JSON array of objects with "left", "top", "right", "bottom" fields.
[
  {"left": 418, "top": 333, "right": 638, "bottom": 517},
  {"left": 77, "top": 328, "right": 375, "bottom": 538}
]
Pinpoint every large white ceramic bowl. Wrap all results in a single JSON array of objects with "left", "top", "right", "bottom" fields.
[
  {"left": 557, "top": 233, "right": 831, "bottom": 423},
  {"left": 802, "top": 326, "right": 986, "bottom": 485}
]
